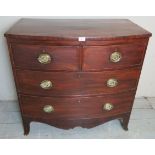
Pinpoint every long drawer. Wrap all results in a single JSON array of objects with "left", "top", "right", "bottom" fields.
[
  {"left": 16, "top": 68, "right": 140, "bottom": 96},
  {"left": 20, "top": 91, "right": 135, "bottom": 119}
]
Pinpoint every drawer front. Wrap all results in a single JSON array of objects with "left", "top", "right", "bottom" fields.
[
  {"left": 12, "top": 44, "right": 79, "bottom": 71},
  {"left": 20, "top": 92, "right": 135, "bottom": 119},
  {"left": 16, "top": 68, "right": 140, "bottom": 96},
  {"left": 83, "top": 43, "right": 146, "bottom": 71}
]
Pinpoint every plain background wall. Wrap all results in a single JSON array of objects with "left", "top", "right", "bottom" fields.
[{"left": 0, "top": 16, "right": 155, "bottom": 101}]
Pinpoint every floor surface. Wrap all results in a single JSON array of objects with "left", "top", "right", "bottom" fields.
[{"left": 0, "top": 97, "right": 155, "bottom": 139}]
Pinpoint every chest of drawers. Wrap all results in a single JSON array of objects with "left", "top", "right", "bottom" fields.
[{"left": 5, "top": 19, "right": 151, "bottom": 135}]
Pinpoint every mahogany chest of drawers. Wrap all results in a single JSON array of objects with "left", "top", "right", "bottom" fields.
[{"left": 5, "top": 19, "right": 151, "bottom": 135}]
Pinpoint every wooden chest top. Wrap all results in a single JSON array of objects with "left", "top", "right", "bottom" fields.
[{"left": 5, "top": 19, "right": 151, "bottom": 41}]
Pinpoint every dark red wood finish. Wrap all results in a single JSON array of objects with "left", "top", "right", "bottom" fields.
[
  {"left": 5, "top": 19, "right": 151, "bottom": 41},
  {"left": 11, "top": 44, "right": 80, "bottom": 71},
  {"left": 83, "top": 42, "right": 147, "bottom": 71},
  {"left": 23, "top": 113, "right": 131, "bottom": 133},
  {"left": 16, "top": 68, "right": 140, "bottom": 96},
  {"left": 20, "top": 91, "right": 135, "bottom": 119},
  {"left": 4, "top": 19, "right": 151, "bottom": 135}
]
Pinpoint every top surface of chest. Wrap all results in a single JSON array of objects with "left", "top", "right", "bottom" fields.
[{"left": 5, "top": 19, "right": 151, "bottom": 41}]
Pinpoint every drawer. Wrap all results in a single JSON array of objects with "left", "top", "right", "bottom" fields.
[
  {"left": 16, "top": 68, "right": 140, "bottom": 96},
  {"left": 11, "top": 44, "right": 79, "bottom": 71},
  {"left": 83, "top": 43, "right": 146, "bottom": 71},
  {"left": 20, "top": 91, "right": 135, "bottom": 119}
]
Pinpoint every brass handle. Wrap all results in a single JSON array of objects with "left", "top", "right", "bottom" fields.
[
  {"left": 110, "top": 51, "right": 122, "bottom": 63},
  {"left": 43, "top": 105, "right": 54, "bottom": 113},
  {"left": 107, "top": 78, "right": 118, "bottom": 87},
  {"left": 40, "top": 80, "right": 53, "bottom": 89},
  {"left": 38, "top": 53, "right": 51, "bottom": 64},
  {"left": 103, "top": 103, "right": 114, "bottom": 111}
]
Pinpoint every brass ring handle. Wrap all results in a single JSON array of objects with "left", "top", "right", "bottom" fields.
[
  {"left": 40, "top": 80, "right": 53, "bottom": 89},
  {"left": 110, "top": 51, "right": 122, "bottom": 63},
  {"left": 37, "top": 53, "right": 51, "bottom": 64},
  {"left": 107, "top": 78, "right": 118, "bottom": 87},
  {"left": 103, "top": 103, "right": 114, "bottom": 111},
  {"left": 43, "top": 105, "right": 54, "bottom": 113}
]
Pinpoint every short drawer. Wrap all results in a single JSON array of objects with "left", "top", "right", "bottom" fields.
[
  {"left": 83, "top": 43, "right": 146, "bottom": 71},
  {"left": 20, "top": 91, "right": 134, "bottom": 119},
  {"left": 16, "top": 68, "right": 140, "bottom": 96},
  {"left": 11, "top": 44, "right": 79, "bottom": 71}
]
